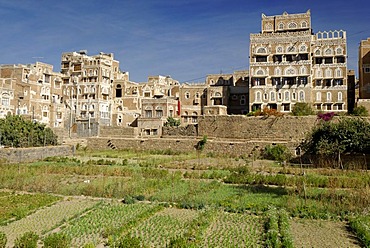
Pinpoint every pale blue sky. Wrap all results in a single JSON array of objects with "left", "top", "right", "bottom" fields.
[{"left": 0, "top": 0, "right": 369, "bottom": 82}]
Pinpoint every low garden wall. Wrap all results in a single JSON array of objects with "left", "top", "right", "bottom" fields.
[
  {"left": 87, "top": 137, "right": 297, "bottom": 157},
  {"left": 0, "top": 145, "right": 74, "bottom": 164}
]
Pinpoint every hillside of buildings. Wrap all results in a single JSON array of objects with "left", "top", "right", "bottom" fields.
[{"left": 0, "top": 10, "right": 369, "bottom": 142}]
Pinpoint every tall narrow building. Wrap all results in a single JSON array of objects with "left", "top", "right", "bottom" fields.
[
  {"left": 249, "top": 10, "right": 347, "bottom": 113},
  {"left": 60, "top": 50, "right": 124, "bottom": 136}
]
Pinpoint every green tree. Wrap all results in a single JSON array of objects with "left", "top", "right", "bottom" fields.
[
  {"left": 264, "top": 144, "right": 292, "bottom": 163},
  {"left": 291, "top": 102, "right": 315, "bottom": 116},
  {"left": 301, "top": 117, "right": 370, "bottom": 167},
  {"left": 164, "top": 117, "right": 181, "bottom": 127},
  {"left": 351, "top": 106, "right": 369, "bottom": 116},
  {"left": 0, "top": 115, "right": 57, "bottom": 147}
]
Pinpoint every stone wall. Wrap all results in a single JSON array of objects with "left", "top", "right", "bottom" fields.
[
  {"left": 87, "top": 137, "right": 294, "bottom": 157},
  {"left": 99, "top": 126, "right": 138, "bottom": 137},
  {"left": 0, "top": 145, "right": 74, "bottom": 164},
  {"left": 197, "top": 115, "right": 318, "bottom": 141},
  {"left": 162, "top": 125, "right": 198, "bottom": 137}
]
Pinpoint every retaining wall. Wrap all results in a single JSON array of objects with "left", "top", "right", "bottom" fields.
[
  {"left": 197, "top": 115, "right": 318, "bottom": 141},
  {"left": 0, "top": 145, "right": 74, "bottom": 164},
  {"left": 87, "top": 137, "right": 295, "bottom": 157}
]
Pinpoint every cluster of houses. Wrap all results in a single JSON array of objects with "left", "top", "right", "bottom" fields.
[{"left": 0, "top": 10, "right": 369, "bottom": 138}]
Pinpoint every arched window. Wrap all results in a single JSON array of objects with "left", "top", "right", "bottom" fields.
[
  {"left": 299, "top": 91, "right": 305, "bottom": 101},
  {"left": 336, "top": 47, "right": 343, "bottom": 55},
  {"left": 335, "top": 68, "right": 342, "bottom": 78},
  {"left": 288, "top": 22, "right": 297, "bottom": 29},
  {"left": 287, "top": 46, "right": 296, "bottom": 53},
  {"left": 274, "top": 67, "right": 281, "bottom": 76},
  {"left": 325, "top": 69, "right": 332, "bottom": 78},
  {"left": 325, "top": 48, "right": 332, "bottom": 55},
  {"left": 265, "top": 23, "right": 273, "bottom": 31},
  {"left": 270, "top": 92, "right": 276, "bottom": 101},
  {"left": 300, "top": 66, "right": 307, "bottom": 75},
  {"left": 301, "top": 21, "right": 307, "bottom": 28},
  {"left": 256, "top": 47, "right": 267, "bottom": 54},
  {"left": 185, "top": 92, "right": 190, "bottom": 99},
  {"left": 327, "top": 92, "right": 332, "bottom": 101},
  {"left": 299, "top": 45, "right": 307, "bottom": 53},
  {"left": 276, "top": 46, "right": 283, "bottom": 53},
  {"left": 284, "top": 91, "right": 290, "bottom": 101},
  {"left": 316, "top": 69, "right": 323, "bottom": 78},
  {"left": 278, "top": 22, "right": 284, "bottom": 30},
  {"left": 285, "top": 67, "right": 296, "bottom": 75},
  {"left": 338, "top": 92, "right": 343, "bottom": 101},
  {"left": 116, "top": 84, "right": 122, "bottom": 97},
  {"left": 315, "top": 49, "right": 321, "bottom": 56},
  {"left": 256, "top": 69, "right": 264, "bottom": 76},
  {"left": 316, "top": 92, "right": 321, "bottom": 101},
  {"left": 256, "top": 91, "right": 261, "bottom": 101}
]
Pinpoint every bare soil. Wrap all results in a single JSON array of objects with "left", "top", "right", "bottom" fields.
[{"left": 290, "top": 218, "right": 361, "bottom": 248}]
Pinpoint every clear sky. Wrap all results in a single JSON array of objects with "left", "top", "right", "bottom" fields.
[{"left": 0, "top": 0, "right": 369, "bottom": 83}]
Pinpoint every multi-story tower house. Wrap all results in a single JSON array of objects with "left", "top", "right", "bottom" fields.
[
  {"left": 311, "top": 30, "right": 347, "bottom": 112},
  {"left": 205, "top": 70, "right": 249, "bottom": 115},
  {"left": 60, "top": 51, "right": 123, "bottom": 136},
  {"left": 179, "top": 82, "right": 206, "bottom": 124},
  {"left": 0, "top": 62, "right": 64, "bottom": 127},
  {"left": 358, "top": 38, "right": 370, "bottom": 112},
  {"left": 136, "top": 75, "right": 180, "bottom": 136},
  {"left": 249, "top": 10, "right": 347, "bottom": 113},
  {"left": 359, "top": 38, "right": 370, "bottom": 99}
]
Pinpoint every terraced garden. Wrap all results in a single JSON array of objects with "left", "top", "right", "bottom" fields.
[{"left": 0, "top": 149, "right": 368, "bottom": 247}]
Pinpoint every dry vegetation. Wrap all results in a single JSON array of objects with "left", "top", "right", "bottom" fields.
[{"left": 0, "top": 148, "right": 368, "bottom": 247}]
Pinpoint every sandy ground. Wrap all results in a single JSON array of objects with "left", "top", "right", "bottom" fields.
[{"left": 290, "top": 218, "right": 361, "bottom": 248}]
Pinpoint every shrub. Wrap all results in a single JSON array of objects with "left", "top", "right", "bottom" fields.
[
  {"left": 14, "top": 232, "right": 39, "bottom": 248},
  {"left": 43, "top": 233, "right": 71, "bottom": 248},
  {"left": 352, "top": 106, "right": 369, "bottom": 116},
  {"left": 164, "top": 117, "right": 181, "bottom": 127},
  {"left": 115, "top": 236, "right": 143, "bottom": 248},
  {"left": 0, "top": 232, "right": 6, "bottom": 248},
  {"left": 264, "top": 144, "right": 292, "bottom": 162},
  {"left": 292, "top": 102, "right": 315, "bottom": 116},
  {"left": 121, "top": 195, "right": 136, "bottom": 204}
]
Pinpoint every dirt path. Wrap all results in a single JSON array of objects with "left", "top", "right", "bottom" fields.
[{"left": 290, "top": 218, "right": 361, "bottom": 248}]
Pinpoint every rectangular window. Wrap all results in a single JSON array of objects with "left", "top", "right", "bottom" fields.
[
  {"left": 145, "top": 110, "right": 152, "bottom": 118},
  {"left": 282, "top": 103, "right": 290, "bottom": 111},
  {"left": 315, "top": 58, "right": 323, "bottom": 64},
  {"left": 324, "top": 58, "right": 333, "bottom": 64},
  {"left": 273, "top": 55, "right": 282, "bottom": 63},
  {"left": 1, "top": 98, "right": 9, "bottom": 106},
  {"left": 297, "top": 54, "right": 308, "bottom": 61},
  {"left": 336, "top": 56, "right": 345, "bottom": 63},
  {"left": 252, "top": 78, "right": 265, "bottom": 86},
  {"left": 285, "top": 55, "right": 295, "bottom": 62},
  {"left": 365, "top": 67, "right": 370, "bottom": 73},
  {"left": 156, "top": 110, "right": 163, "bottom": 117},
  {"left": 334, "top": 79, "right": 343, "bottom": 86},
  {"left": 255, "top": 56, "right": 267, "bottom": 62}
]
